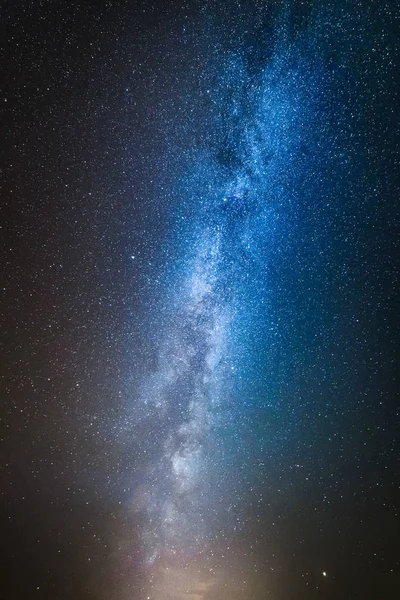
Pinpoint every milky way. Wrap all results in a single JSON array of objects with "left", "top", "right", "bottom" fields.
[{"left": 121, "top": 6, "right": 328, "bottom": 596}]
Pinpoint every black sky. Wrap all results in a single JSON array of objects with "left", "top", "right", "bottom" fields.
[{"left": 1, "top": 1, "right": 399, "bottom": 599}]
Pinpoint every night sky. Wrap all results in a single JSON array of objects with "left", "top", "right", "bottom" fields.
[{"left": 1, "top": 1, "right": 399, "bottom": 599}]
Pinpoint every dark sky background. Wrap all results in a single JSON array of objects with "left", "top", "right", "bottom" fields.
[{"left": 1, "top": 1, "right": 399, "bottom": 599}]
